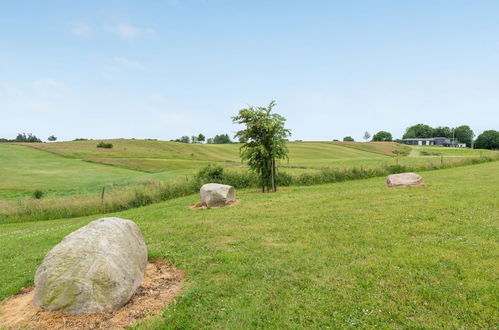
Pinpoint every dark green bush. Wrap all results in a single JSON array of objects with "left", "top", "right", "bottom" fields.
[
  {"left": 32, "top": 190, "right": 44, "bottom": 199},
  {"left": 197, "top": 165, "right": 225, "bottom": 182},
  {"left": 96, "top": 142, "right": 113, "bottom": 149}
]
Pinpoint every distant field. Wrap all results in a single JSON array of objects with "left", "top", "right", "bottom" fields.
[
  {"left": 20, "top": 139, "right": 411, "bottom": 172},
  {"left": 1, "top": 162, "right": 497, "bottom": 328},
  {"left": 332, "top": 141, "right": 411, "bottom": 156},
  {"left": 2, "top": 140, "right": 496, "bottom": 200},
  {"left": 0, "top": 144, "right": 184, "bottom": 199}
]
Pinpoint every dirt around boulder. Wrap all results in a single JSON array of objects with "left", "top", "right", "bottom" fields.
[
  {"left": 189, "top": 199, "right": 240, "bottom": 210},
  {"left": 0, "top": 259, "right": 183, "bottom": 329}
]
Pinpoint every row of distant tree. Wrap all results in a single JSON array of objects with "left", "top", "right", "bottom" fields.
[
  {"left": 1, "top": 126, "right": 498, "bottom": 150},
  {"left": 339, "top": 124, "right": 498, "bottom": 149},
  {"left": 171, "top": 133, "right": 234, "bottom": 144},
  {"left": 0, "top": 133, "right": 57, "bottom": 143},
  {"left": 341, "top": 131, "right": 393, "bottom": 142}
]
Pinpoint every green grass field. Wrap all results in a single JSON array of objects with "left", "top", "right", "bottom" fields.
[
  {"left": 0, "top": 144, "right": 186, "bottom": 199},
  {"left": 23, "top": 140, "right": 401, "bottom": 171},
  {"left": 1, "top": 162, "right": 497, "bottom": 328},
  {"left": 3, "top": 140, "right": 495, "bottom": 201},
  {"left": 2, "top": 140, "right": 398, "bottom": 198}
]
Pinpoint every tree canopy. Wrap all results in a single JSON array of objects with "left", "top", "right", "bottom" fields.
[
  {"left": 372, "top": 131, "right": 392, "bottom": 142},
  {"left": 453, "top": 125, "right": 474, "bottom": 147},
  {"left": 402, "top": 124, "right": 434, "bottom": 139},
  {"left": 402, "top": 124, "right": 474, "bottom": 146},
  {"left": 15, "top": 133, "right": 41, "bottom": 143},
  {"left": 343, "top": 136, "right": 354, "bottom": 142},
  {"left": 475, "top": 130, "right": 499, "bottom": 150},
  {"left": 232, "top": 101, "right": 291, "bottom": 192}
]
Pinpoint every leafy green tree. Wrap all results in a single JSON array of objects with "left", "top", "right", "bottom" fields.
[
  {"left": 47, "top": 135, "right": 57, "bottom": 142},
  {"left": 15, "top": 133, "right": 41, "bottom": 142},
  {"left": 179, "top": 136, "right": 190, "bottom": 143},
  {"left": 403, "top": 124, "right": 434, "bottom": 138},
  {"left": 432, "top": 126, "right": 452, "bottom": 138},
  {"left": 232, "top": 101, "right": 291, "bottom": 192},
  {"left": 206, "top": 138, "right": 214, "bottom": 144},
  {"left": 372, "top": 131, "right": 392, "bottom": 142},
  {"left": 197, "top": 133, "right": 206, "bottom": 143},
  {"left": 191, "top": 135, "right": 198, "bottom": 143},
  {"left": 213, "top": 134, "right": 232, "bottom": 144},
  {"left": 343, "top": 136, "right": 354, "bottom": 142},
  {"left": 475, "top": 130, "right": 499, "bottom": 150},
  {"left": 453, "top": 125, "right": 474, "bottom": 147}
]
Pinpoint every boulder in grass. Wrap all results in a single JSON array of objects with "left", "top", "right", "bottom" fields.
[
  {"left": 33, "top": 217, "right": 147, "bottom": 315},
  {"left": 387, "top": 172, "right": 423, "bottom": 187},
  {"left": 200, "top": 183, "right": 236, "bottom": 207}
]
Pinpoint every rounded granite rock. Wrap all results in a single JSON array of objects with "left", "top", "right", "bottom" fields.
[{"left": 33, "top": 217, "right": 147, "bottom": 315}]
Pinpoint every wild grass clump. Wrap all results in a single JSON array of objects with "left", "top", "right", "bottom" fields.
[{"left": 0, "top": 179, "right": 199, "bottom": 224}]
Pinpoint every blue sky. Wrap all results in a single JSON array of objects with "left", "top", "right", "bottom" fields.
[{"left": 1, "top": 0, "right": 498, "bottom": 142}]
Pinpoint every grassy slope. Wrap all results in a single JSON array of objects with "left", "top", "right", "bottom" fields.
[
  {"left": 1, "top": 162, "right": 497, "bottom": 328},
  {"left": 4, "top": 141, "right": 495, "bottom": 199},
  {"left": 22, "top": 140, "right": 396, "bottom": 170},
  {"left": 0, "top": 144, "right": 183, "bottom": 199},
  {"left": 332, "top": 141, "right": 411, "bottom": 156}
]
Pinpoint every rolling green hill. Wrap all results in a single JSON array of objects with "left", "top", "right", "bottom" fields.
[
  {"left": 1, "top": 162, "right": 497, "bottom": 328},
  {"left": 2, "top": 140, "right": 496, "bottom": 200},
  {"left": 16, "top": 140, "right": 399, "bottom": 174},
  {"left": 0, "top": 144, "right": 184, "bottom": 199}
]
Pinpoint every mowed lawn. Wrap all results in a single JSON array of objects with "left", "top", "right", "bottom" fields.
[
  {"left": 22, "top": 139, "right": 401, "bottom": 172},
  {"left": 1, "top": 162, "right": 497, "bottom": 328},
  {"left": 0, "top": 144, "right": 184, "bottom": 199}
]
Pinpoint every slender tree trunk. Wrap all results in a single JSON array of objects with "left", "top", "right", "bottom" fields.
[
  {"left": 261, "top": 167, "right": 265, "bottom": 193},
  {"left": 271, "top": 158, "right": 276, "bottom": 192}
]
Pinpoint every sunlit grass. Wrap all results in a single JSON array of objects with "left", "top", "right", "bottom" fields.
[{"left": 1, "top": 162, "right": 497, "bottom": 328}]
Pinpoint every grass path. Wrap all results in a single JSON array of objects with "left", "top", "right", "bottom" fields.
[{"left": 1, "top": 162, "right": 497, "bottom": 328}]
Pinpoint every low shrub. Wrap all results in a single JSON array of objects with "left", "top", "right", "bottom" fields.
[
  {"left": 97, "top": 142, "right": 113, "bottom": 149},
  {"left": 32, "top": 190, "right": 44, "bottom": 199}
]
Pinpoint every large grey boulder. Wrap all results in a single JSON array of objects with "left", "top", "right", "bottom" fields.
[
  {"left": 33, "top": 217, "right": 147, "bottom": 315},
  {"left": 200, "top": 183, "right": 236, "bottom": 207},
  {"left": 387, "top": 172, "right": 423, "bottom": 187}
]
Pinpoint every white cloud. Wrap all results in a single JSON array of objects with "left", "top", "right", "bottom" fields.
[
  {"left": 70, "top": 22, "right": 92, "bottom": 37},
  {"left": 106, "top": 23, "right": 155, "bottom": 40},
  {"left": 113, "top": 57, "right": 144, "bottom": 69}
]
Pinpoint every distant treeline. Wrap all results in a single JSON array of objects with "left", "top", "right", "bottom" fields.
[
  {"left": 0, "top": 133, "right": 42, "bottom": 143},
  {"left": 340, "top": 124, "right": 498, "bottom": 150},
  {"left": 402, "top": 124, "right": 474, "bottom": 146},
  {"left": 171, "top": 133, "right": 235, "bottom": 144}
]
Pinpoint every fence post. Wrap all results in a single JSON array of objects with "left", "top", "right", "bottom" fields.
[{"left": 101, "top": 187, "right": 105, "bottom": 204}]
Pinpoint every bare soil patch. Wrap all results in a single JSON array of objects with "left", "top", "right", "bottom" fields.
[
  {"left": 388, "top": 183, "right": 427, "bottom": 188},
  {"left": 189, "top": 199, "right": 240, "bottom": 210},
  {"left": 0, "top": 259, "right": 183, "bottom": 329}
]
